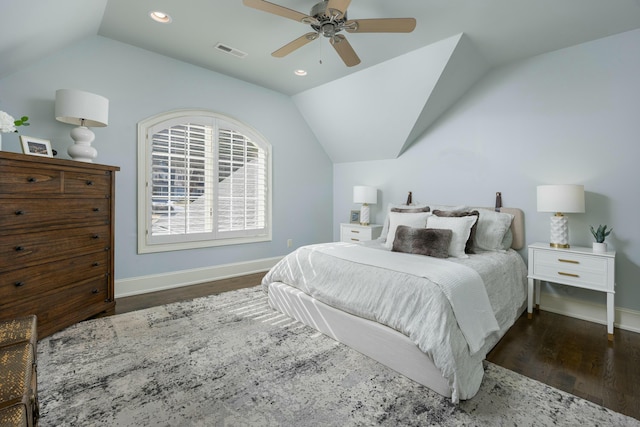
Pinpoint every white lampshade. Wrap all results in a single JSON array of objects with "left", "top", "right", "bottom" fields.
[
  {"left": 537, "top": 184, "right": 585, "bottom": 213},
  {"left": 537, "top": 184, "right": 585, "bottom": 248},
  {"left": 55, "top": 89, "right": 109, "bottom": 163},
  {"left": 353, "top": 186, "right": 377, "bottom": 226},
  {"left": 353, "top": 186, "right": 377, "bottom": 205}
]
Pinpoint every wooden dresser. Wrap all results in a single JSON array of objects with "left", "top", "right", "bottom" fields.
[{"left": 0, "top": 152, "right": 119, "bottom": 338}]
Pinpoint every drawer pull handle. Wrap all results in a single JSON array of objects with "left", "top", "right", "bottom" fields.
[
  {"left": 86, "top": 180, "right": 94, "bottom": 186},
  {"left": 558, "top": 272, "right": 579, "bottom": 278},
  {"left": 92, "top": 262, "right": 100, "bottom": 267},
  {"left": 559, "top": 258, "right": 579, "bottom": 264},
  {"left": 351, "top": 230, "right": 360, "bottom": 234},
  {"left": 93, "top": 207, "right": 100, "bottom": 212},
  {"left": 27, "top": 177, "right": 37, "bottom": 183},
  {"left": 14, "top": 281, "right": 25, "bottom": 287},
  {"left": 91, "top": 288, "right": 99, "bottom": 294},
  {"left": 92, "top": 234, "right": 100, "bottom": 239},
  {"left": 15, "top": 210, "right": 25, "bottom": 215},
  {"left": 14, "top": 246, "right": 24, "bottom": 252},
  {"left": 351, "top": 238, "right": 360, "bottom": 242}
]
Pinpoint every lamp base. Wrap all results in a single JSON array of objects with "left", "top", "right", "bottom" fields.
[
  {"left": 360, "top": 203, "right": 370, "bottom": 226},
  {"left": 549, "top": 213, "right": 570, "bottom": 248},
  {"left": 68, "top": 126, "right": 97, "bottom": 162}
]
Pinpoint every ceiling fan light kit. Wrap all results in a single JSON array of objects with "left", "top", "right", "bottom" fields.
[{"left": 243, "top": 0, "right": 416, "bottom": 67}]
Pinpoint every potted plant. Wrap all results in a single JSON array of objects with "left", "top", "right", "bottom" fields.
[{"left": 590, "top": 224, "right": 612, "bottom": 252}]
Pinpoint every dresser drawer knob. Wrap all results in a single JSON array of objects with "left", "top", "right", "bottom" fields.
[
  {"left": 92, "top": 234, "right": 100, "bottom": 239},
  {"left": 14, "top": 246, "right": 25, "bottom": 252},
  {"left": 15, "top": 210, "right": 25, "bottom": 215},
  {"left": 86, "top": 180, "right": 94, "bottom": 186},
  {"left": 14, "top": 281, "right": 25, "bottom": 287},
  {"left": 92, "top": 262, "right": 100, "bottom": 267},
  {"left": 91, "top": 288, "right": 99, "bottom": 294},
  {"left": 93, "top": 207, "right": 100, "bottom": 212}
]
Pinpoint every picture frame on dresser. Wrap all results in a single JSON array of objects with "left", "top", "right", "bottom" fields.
[
  {"left": 350, "top": 210, "right": 360, "bottom": 224},
  {"left": 19, "top": 135, "right": 53, "bottom": 158}
]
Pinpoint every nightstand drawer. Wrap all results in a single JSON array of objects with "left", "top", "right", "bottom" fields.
[
  {"left": 340, "top": 223, "right": 382, "bottom": 243},
  {"left": 533, "top": 251, "right": 608, "bottom": 290}
]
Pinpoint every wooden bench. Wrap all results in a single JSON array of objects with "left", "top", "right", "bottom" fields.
[{"left": 0, "top": 316, "right": 39, "bottom": 427}]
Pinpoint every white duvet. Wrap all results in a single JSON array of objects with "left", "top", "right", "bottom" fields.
[{"left": 262, "top": 241, "right": 527, "bottom": 402}]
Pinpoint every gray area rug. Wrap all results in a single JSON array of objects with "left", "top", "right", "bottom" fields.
[{"left": 38, "top": 286, "right": 639, "bottom": 426}]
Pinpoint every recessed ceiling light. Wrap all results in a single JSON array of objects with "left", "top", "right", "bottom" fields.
[
  {"left": 150, "top": 11, "right": 172, "bottom": 23},
  {"left": 294, "top": 69, "right": 307, "bottom": 76}
]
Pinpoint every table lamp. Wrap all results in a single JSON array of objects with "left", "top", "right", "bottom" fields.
[
  {"left": 353, "top": 186, "right": 377, "bottom": 226},
  {"left": 537, "top": 184, "right": 585, "bottom": 248},
  {"left": 55, "top": 89, "right": 109, "bottom": 162}
]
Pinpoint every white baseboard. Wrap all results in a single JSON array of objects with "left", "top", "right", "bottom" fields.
[
  {"left": 540, "top": 292, "right": 640, "bottom": 334},
  {"left": 114, "top": 256, "right": 282, "bottom": 298}
]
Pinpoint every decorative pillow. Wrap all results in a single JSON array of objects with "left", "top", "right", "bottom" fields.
[
  {"left": 391, "top": 226, "right": 452, "bottom": 259},
  {"left": 380, "top": 203, "right": 430, "bottom": 242},
  {"left": 472, "top": 208, "right": 514, "bottom": 252},
  {"left": 426, "top": 215, "right": 478, "bottom": 258},
  {"left": 432, "top": 210, "right": 479, "bottom": 254},
  {"left": 385, "top": 211, "right": 431, "bottom": 249}
]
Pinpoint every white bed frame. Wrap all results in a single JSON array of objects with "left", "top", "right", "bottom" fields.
[{"left": 264, "top": 208, "right": 525, "bottom": 399}]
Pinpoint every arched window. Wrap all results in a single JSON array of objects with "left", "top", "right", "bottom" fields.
[{"left": 137, "top": 110, "right": 271, "bottom": 253}]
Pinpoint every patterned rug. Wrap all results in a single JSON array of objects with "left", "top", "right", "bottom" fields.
[{"left": 37, "top": 286, "right": 639, "bottom": 426}]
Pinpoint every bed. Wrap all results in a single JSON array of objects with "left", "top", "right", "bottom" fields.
[{"left": 262, "top": 205, "right": 527, "bottom": 403}]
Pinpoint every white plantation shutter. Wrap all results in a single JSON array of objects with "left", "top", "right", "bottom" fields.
[
  {"left": 217, "top": 129, "right": 267, "bottom": 235},
  {"left": 138, "top": 110, "right": 271, "bottom": 253}
]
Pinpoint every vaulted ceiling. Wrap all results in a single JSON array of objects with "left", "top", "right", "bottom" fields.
[{"left": 2, "top": 0, "right": 640, "bottom": 162}]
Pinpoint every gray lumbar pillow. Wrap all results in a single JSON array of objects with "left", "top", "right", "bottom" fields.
[{"left": 391, "top": 225, "right": 452, "bottom": 258}]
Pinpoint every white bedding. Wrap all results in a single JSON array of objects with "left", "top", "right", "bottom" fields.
[{"left": 262, "top": 241, "right": 527, "bottom": 402}]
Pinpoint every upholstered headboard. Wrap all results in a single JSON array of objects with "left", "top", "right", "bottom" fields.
[{"left": 481, "top": 207, "right": 524, "bottom": 250}]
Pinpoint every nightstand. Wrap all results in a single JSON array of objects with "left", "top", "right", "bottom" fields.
[
  {"left": 340, "top": 223, "right": 383, "bottom": 243},
  {"left": 527, "top": 242, "right": 616, "bottom": 340}
]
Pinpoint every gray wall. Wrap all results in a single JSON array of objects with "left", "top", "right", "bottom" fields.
[
  {"left": 334, "top": 28, "right": 640, "bottom": 311},
  {"left": 0, "top": 36, "right": 333, "bottom": 281}
]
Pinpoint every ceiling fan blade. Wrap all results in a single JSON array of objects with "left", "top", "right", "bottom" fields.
[
  {"left": 272, "top": 32, "right": 319, "bottom": 58},
  {"left": 330, "top": 34, "right": 360, "bottom": 67},
  {"left": 243, "top": 0, "right": 310, "bottom": 23},
  {"left": 345, "top": 18, "right": 416, "bottom": 33},
  {"left": 326, "top": 0, "right": 351, "bottom": 17}
]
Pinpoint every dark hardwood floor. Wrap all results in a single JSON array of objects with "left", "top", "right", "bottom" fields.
[{"left": 113, "top": 274, "right": 640, "bottom": 421}]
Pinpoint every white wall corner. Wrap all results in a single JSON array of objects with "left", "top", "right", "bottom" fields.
[
  {"left": 114, "top": 256, "right": 282, "bottom": 298},
  {"left": 539, "top": 292, "right": 640, "bottom": 335},
  {"left": 293, "top": 33, "right": 467, "bottom": 163}
]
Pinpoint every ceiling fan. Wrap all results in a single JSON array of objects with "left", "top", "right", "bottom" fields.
[{"left": 243, "top": 0, "right": 417, "bottom": 67}]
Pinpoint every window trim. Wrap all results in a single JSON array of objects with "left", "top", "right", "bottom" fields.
[{"left": 137, "top": 109, "right": 272, "bottom": 254}]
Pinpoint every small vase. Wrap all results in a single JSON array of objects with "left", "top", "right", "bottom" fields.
[{"left": 592, "top": 242, "right": 607, "bottom": 252}]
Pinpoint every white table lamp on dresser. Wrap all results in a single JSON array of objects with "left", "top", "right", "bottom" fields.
[
  {"left": 55, "top": 89, "right": 109, "bottom": 163},
  {"left": 353, "top": 185, "right": 377, "bottom": 226},
  {"left": 537, "top": 184, "right": 585, "bottom": 248}
]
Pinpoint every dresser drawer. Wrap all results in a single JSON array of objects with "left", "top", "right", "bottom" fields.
[
  {"left": 532, "top": 250, "right": 609, "bottom": 291},
  {"left": 0, "top": 277, "right": 111, "bottom": 337},
  {"left": 0, "top": 225, "right": 111, "bottom": 271},
  {"left": 0, "top": 252, "right": 109, "bottom": 308},
  {"left": 0, "top": 198, "right": 110, "bottom": 231},
  {"left": 64, "top": 170, "right": 112, "bottom": 196},
  {"left": 0, "top": 165, "right": 61, "bottom": 194}
]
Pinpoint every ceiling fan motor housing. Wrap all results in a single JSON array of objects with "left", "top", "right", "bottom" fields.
[{"left": 309, "top": 1, "right": 349, "bottom": 37}]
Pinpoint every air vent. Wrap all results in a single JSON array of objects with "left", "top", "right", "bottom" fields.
[{"left": 214, "top": 43, "right": 248, "bottom": 59}]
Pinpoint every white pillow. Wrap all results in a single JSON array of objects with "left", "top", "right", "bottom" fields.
[
  {"left": 385, "top": 211, "right": 431, "bottom": 249},
  {"left": 426, "top": 215, "right": 478, "bottom": 258},
  {"left": 472, "top": 208, "right": 514, "bottom": 252},
  {"left": 380, "top": 202, "right": 430, "bottom": 242}
]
